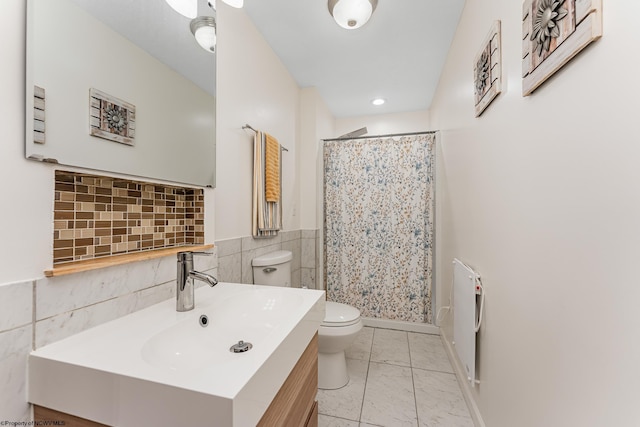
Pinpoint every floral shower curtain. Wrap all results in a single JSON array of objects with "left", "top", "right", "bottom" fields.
[{"left": 323, "top": 133, "right": 435, "bottom": 323}]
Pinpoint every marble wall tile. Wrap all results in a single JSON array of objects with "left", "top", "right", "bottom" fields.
[
  {"left": 360, "top": 362, "right": 418, "bottom": 427},
  {"left": 282, "top": 238, "right": 301, "bottom": 272},
  {"left": 301, "top": 268, "right": 316, "bottom": 289},
  {"left": 291, "top": 269, "right": 301, "bottom": 289},
  {"left": 36, "top": 255, "right": 176, "bottom": 321},
  {"left": 215, "top": 238, "right": 241, "bottom": 257},
  {"left": 408, "top": 332, "right": 453, "bottom": 373},
  {"left": 370, "top": 329, "right": 411, "bottom": 367},
  {"left": 317, "top": 358, "right": 368, "bottom": 421},
  {"left": 0, "top": 325, "right": 32, "bottom": 423},
  {"left": 35, "top": 281, "right": 173, "bottom": 348},
  {"left": 132, "top": 281, "right": 175, "bottom": 312},
  {"left": 218, "top": 253, "right": 242, "bottom": 283},
  {"left": 242, "top": 234, "right": 281, "bottom": 252},
  {"left": 280, "top": 230, "right": 301, "bottom": 243},
  {"left": 301, "top": 229, "right": 316, "bottom": 239},
  {"left": 0, "top": 281, "right": 33, "bottom": 332},
  {"left": 412, "top": 369, "right": 473, "bottom": 427},
  {"left": 301, "top": 237, "right": 316, "bottom": 268}
]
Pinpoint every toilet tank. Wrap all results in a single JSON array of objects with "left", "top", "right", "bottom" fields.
[{"left": 252, "top": 250, "right": 292, "bottom": 287}]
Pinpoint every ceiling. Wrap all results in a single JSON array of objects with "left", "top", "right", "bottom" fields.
[
  {"left": 69, "top": 0, "right": 465, "bottom": 119},
  {"left": 243, "top": 0, "right": 466, "bottom": 118}
]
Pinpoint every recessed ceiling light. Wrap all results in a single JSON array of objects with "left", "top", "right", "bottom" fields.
[{"left": 371, "top": 98, "right": 385, "bottom": 106}]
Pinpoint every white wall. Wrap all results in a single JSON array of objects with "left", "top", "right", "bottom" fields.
[
  {"left": 431, "top": 1, "right": 640, "bottom": 426},
  {"left": 215, "top": 4, "right": 301, "bottom": 240},
  {"left": 334, "top": 110, "right": 430, "bottom": 138},
  {"left": 299, "top": 87, "right": 335, "bottom": 230}
]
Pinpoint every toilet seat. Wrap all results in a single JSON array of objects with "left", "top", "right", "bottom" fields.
[{"left": 322, "top": 301, "right": 361, "bottom": 327}]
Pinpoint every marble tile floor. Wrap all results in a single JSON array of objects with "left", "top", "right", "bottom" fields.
[{"left": 317, "top": 327, "right": 474, "bottom": 427}]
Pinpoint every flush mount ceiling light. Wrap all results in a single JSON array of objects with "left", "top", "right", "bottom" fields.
[
  {"left": 166, "top": 0, "right": 197, "bottom": 18},
  {"left": 328, "top": 0, "right": 378, "bottom": 30},
  {"left": 167, "top": 0, "right": 242, "bottom": 17},
  {"left": 371, "top": 98, "right": 385, "bottom": 106},
  {"left": 190, "top": 16, "right": 217, "bottom": 53},
  {"left": 221, "top": 0, "right": 243, "bottom": 8}
]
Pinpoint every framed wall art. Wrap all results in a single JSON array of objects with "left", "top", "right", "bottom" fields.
[
  {"left": 474, "top": 21, "right": 502, "bottom": 117},
  {"left": 89, "top": 88, "right": 136, "bottom": 146},
  {"left": 522, "top": 0, "right": 602, "bottom": 96}
]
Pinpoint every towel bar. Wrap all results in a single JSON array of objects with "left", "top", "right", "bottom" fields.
[{"left": 243, "top": 124, "right": 289, "bottom": 152}]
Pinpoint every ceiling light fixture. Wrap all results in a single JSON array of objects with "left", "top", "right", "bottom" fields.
[
  {"left": 165, "top": 0, "right": 197, "bottom": 19},
  {"left": 190, "top": 16, "right": 217, "bottom": 53},
  {"left": 371, "top": 98, "right": 385, "bottom": 106},
  {"left": 208, "top": 0, "right": 244, "bottom": 9},
  {"left": 222, "top": 0, "right": 243, "bottom": 8},
  {"left": 328, "top": 0, "right": 378, "bottom": 30}
]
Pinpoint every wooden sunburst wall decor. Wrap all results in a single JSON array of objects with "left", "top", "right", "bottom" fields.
[
  {"left": 474, "top": 21, "right": 502, "bottom": 117},
  {"left": 522, "top": 0, "right": 602, "bottom": 96},
  {"left": 89, "top": 88, "right": 136, "bottom": 146}
]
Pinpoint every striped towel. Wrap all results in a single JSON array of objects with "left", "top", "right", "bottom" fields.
[
  {"left": 252, "top": 130, "right": 282, "bottom": 238},
  {"left": 264, "top": 134, "right": 280, "bottom": 202}
]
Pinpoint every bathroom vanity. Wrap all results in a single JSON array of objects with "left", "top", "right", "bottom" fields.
[{"left": 28, "top": 283, "right": 325, "bottom": 426}]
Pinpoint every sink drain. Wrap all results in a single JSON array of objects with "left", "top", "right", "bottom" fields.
[
  {"left": 230, "top": 340, "right": 253, "bottom": 353},
  {"left": 199, "top": 315, "right": 209, "bottom": 327}
]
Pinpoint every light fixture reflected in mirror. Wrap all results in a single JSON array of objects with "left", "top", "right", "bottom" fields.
[
  {"left": 208, "top": 0, "right": 244, "bottom": 9},
  {"left": 190, "top": 16, "right": 217, "bottom": 53},
  {"left": 165, "top": 0, "right": 197, "bottom": 19},
  {"left": 222, "top": 0, "right": 243, "bottom": 8},
  {"left": 328, "top": 0, "right": 378, "bottom": 29}
]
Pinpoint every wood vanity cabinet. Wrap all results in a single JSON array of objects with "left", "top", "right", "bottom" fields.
[
  {"left": 34, "top": 334, "right": 319, "bottom": 427},
  {"left": 257, "top": 333, "right": 318, "bottom": 427}
]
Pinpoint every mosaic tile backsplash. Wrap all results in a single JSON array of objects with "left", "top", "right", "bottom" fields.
[{"left": 53, "top": 171, "right": 204, "bottom": 264}]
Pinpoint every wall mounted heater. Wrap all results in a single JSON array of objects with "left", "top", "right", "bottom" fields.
[{"left": 452, "top": 258, "right": 485, "bottom": 387}]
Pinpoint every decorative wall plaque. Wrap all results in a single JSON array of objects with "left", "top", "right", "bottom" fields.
[
  {"left": 474, "top": 21, "right": 502, "bottom": 117},
  {"left": 89, "top": 88, "right": 136, "bottom": 146},
  {"left": 522, "top": 0, "right": 602, "bottom": 96}
]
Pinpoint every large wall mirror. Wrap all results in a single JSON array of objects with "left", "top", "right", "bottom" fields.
[{"left": 26, "top": 0, "right": 216, "bottom": 187}]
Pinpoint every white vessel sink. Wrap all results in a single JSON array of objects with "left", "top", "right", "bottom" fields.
[{"left": 29, "top": 283, "right": 325, "bottom": 426}]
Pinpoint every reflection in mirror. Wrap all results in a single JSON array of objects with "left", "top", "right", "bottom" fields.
[{"left": 26, "top": 0, "right": 216, "bottom": 187}]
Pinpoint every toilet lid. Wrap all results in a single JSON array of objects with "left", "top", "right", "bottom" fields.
[
  {"left": 252, "top": 250, "right": 292, "bottom": 266},
  {"left": 323, "top": 301, "right": 361, "bottom": 326}
]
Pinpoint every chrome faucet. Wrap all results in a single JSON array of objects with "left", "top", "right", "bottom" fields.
[{"left": 176, "top": 251, "right": 218, "bottom": 312}]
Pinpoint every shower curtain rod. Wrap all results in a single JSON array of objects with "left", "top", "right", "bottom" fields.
[{"left": 322, "top": 130, "right": 436, "bottom": 142}]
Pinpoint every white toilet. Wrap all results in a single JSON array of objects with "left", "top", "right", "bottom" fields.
[{"left": 253, "top": 250, "right": 363, "bottom": 389}]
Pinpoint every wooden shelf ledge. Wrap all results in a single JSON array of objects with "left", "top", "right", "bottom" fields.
[{"left": 45, "top": 244, "right": 214, "bottom": 278}]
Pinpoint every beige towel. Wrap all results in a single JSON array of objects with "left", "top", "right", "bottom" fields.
[
  {"left": 264, "top": 134, "right": 280, "bottom": 202},
  {"left": 253, "top": 131, "right": 281, "bottom": 238}
]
